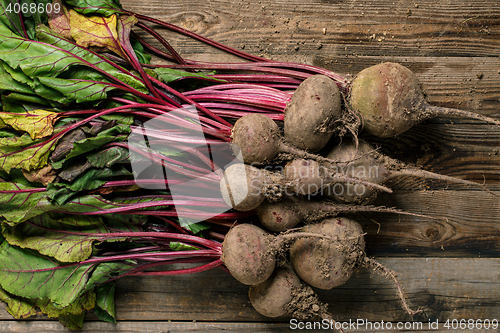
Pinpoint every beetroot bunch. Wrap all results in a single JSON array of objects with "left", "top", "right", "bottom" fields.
[{"left": 216, "top": 65, "right": 499, "bottom": 329}]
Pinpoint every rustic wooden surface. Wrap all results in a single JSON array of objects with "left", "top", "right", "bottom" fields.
[{"left": 2, "top": 0, "right": 499, "bottom": 331}]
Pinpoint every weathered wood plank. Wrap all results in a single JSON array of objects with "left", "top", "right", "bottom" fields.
[
  {"left": 121, "top": 0, "right": 500, "bottom": 58},
  {"left": 120, "top": 0, "right": 500, "bottom": 113},
  {"left": 0, "top": 321, "right": 495, "bottom": 333},
  {"left": 357, "top": 190, "right": 500, "bottom": 257},
  {"left": 0, "top": 259, "right": 497, "bottom": 326}
]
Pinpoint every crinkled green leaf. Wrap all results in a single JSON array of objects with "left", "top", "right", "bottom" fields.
[
  {"left": 0, "top": 241, "right": 93, "bottom": 307},
  {"left": 36, "top": 76, "right": 116, "bottom": 104},
  {"left": 0, "top": 110, "right": 59, "bottom": 139},
  {"left": 0, "top": 24, "right": 147, "bottom": 94},
  {"left": 0, "top": 180, "right": 138, "bottom": 225},
  {"left": 87, "top": 145, "right": 129, "bottom": 168},
  {"left": 51, "top": 124, "right": 130, "bottom": 169},
  {"left": 37, "top": 290, "right": 95, "bottom": 322},
  {"left": 169, "top": 242, "right": 199, "bottom": 251},
  {"left": 38, "top": 291, "right": 95, "bottom": 330},
  {"left": 0, "top": 0, "right": 24, "bottom": 36},
  {"left": 64, "top": 0, "right": 123, "bottom": 16},
  {"left": 2, "top": 214, "right": 108, "bottom": 262},
  {"left": 0, "top": 61, "right": 34, "bottom": 94},
  {"left": 153, "top": 68, "right": 222, "bottom": 83},
  {"left": 2, "top": 60, "right": 34, "bottom": 88},
  {"left": 2, "top": 92, "right": 52, "bottom": 113},
  {"left": 0, "top": 132, "right": 59, "bottom": 173},
  {"left": 0, "top": 241, "right": 132, "bottom": 308},
  {"left": 50, "top": 128, "right": 86, "bottom": 164},
  {"left": 94, "top": 282, "right": 116, "bottom": 323},
  {"left": 48, "top": 165, "right": 132, "bottom": 204},
  {"left": 0, "top": 182, "right": 53, "bottom": 224},
  {"left": 0, "top": 286, "right": 37, "bottom": 319}
]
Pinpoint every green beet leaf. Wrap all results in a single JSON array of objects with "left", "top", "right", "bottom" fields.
[
  {"left": 1, "top": 92, "right": 52, "bottom": 113},
  {"left": 36, "top": 76, "right": 117, "bottom": 104},
  {"left": 0, "top": 0, "right": 25, "bottom": 36},
  {"left": 94, "top": 282, "right": 116, "bottom": 324},
  {"left": 0, "top": 287, "right": 37, "bottom": 319},
  {"left": 0, "top": 132, "right": 59, "bottom": 173},
  {"left": 2, "top": 214, "right": 109, "bottom": 262},
  {"left": 0, "top": 61, "right": 34, "bottom": 94},
  {"left": 0, "top": 241, "right": 133, "bottom": 308},
  {"left": 0, "top": 109, "right": 60, "bottom": 139},
  {"left": 48, "top": 164, "right": 132, "bottom": 205},
  {"left": 87, "top": 146, "right": 130, "bottom": 168},
  {"left": 51, "top": 124, "right": 131, "bottom": 169},
  {"left": 153, "top": 67, "right": 222, "bottom": 84},
  {"left": 0, "top": 24, "right": 147, "bottom": 95},
  {"left": 64, "top": 0, "right": 123, "bottom": 17}
]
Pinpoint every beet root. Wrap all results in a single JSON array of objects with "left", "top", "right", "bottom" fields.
[
  {"left": 231, "top": 113, "right": 282, "bottom": 165},
  {"left": 290, "top": 217, "right": 365, "bottom": 290},
  {"left": 220, "top": 163, "right": 269, "bottom": 211},
  {"left": 324, "top": 138, "right": 492, "bottom": 204},
  {"left": 221, "top": 224, "right": 275, "bottom": 285},
  {"left": 249, "top": 264, "right": 342, "bottom": 330},
  {"left": 230, "top": 113, "right": 354, "bottom": 166},
  {"left": 283, "top": 158, "right": 392, "bottom": 197},
  {"left": 349, "top": 62, "right": 500, "bottom": 138},
  {"left": 249, "top": 264, "right": 302, "bottom": 317},
  {"left": 256, "top": 195, "right": 431, "bottom": 232},
  {"left": 284, "top": 75, "right": 343, "bottom": 152}
]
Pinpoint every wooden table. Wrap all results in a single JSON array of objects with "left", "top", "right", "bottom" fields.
[{"left": 1, "top": 0, "right": 499, "bottom": 331}]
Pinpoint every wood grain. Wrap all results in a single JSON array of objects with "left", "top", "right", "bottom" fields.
[
  {"left": 0, "top": 259, "right": 498, "bottom": 326},
  {"left": 0, "top": 321, "right": 496, "bottom": 333},
  {"left": 3, "top": 0, "right": 500, "bottom": 331}
]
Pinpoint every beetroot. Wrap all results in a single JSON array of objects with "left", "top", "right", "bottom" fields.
[
  {"left": 248, "top": 264, "right": 302, "bottom": 317},
  {"left": 284, "top": 75, "right": 343, "bottom": 152},
  {"left": 219, "top": 161, "right": 392, "bottom": 211},
  {"left": 221, "top": 223, "right": 351, "bottom": 286},
  {"left": 289, "top": 217, "right": 365, "bottom": 290},
  {"left": 231, "top": 113, "right": 347, "bottom": 165},
  {"left": 283, "top": 158, "right": 392, "bottom": 196},
  {"left": 256, "top": 195, "right": 428, "bottom": 232},
  {"left": 249, "top": 264, "right": 341, "bottom": 329},
  {"left": 323, "top": 139, "right": 490, "bottom": 204},
  {"left": 221, "top": 223, "right": 275, "bottom": 285},
  {"left": 219, "top": 163, "right": 277, "bottom": 211},
  {"left": 349, "top": 62, "right": 500, "bottom": 138},
  {"left": 289, "top": 217, "right": 419, "bottom": 316}
]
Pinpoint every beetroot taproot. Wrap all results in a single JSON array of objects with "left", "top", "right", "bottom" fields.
[
  {"left": 349, "top": 62, "right": 500, "bottom": 138},
  {"left": 324, "top": 138, "right": 490, "bottom": 204}
]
